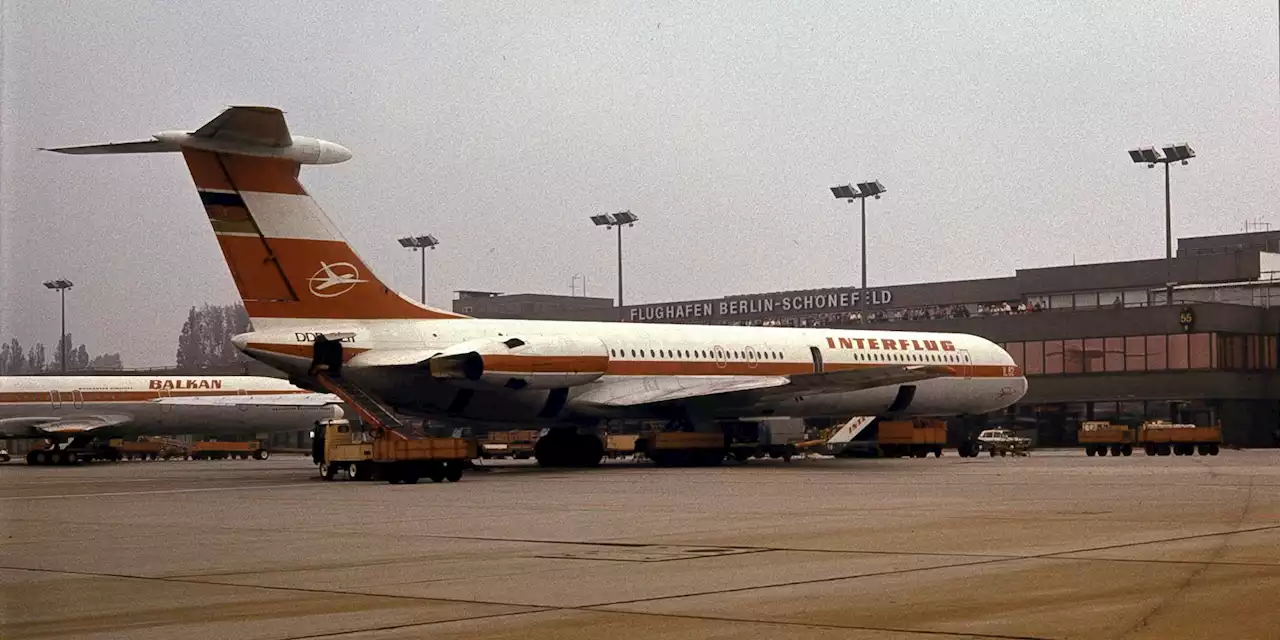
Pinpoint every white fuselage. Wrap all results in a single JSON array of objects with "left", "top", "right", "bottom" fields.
[
  {"left": 239, "top": 317, "right": 1028, "bottom": 426},
  {"left": 0, "top": 376, "right": 342, "bottom": 438}
]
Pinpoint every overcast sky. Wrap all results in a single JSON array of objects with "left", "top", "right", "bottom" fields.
[{"left": 1, "top": 0, "right": 1277, "bottom": 367}]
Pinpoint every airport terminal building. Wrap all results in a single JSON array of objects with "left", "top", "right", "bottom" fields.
[{"left": 455, "top": 230, "right": 1280, "bottom": 447}]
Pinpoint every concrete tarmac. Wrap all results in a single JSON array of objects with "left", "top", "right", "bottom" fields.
[{"left": 2, "top": 450, "right": 1278, "bottom": 640}]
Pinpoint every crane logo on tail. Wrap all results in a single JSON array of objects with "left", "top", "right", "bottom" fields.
[{"left": 307, "top": 262, "right": 368, "bottom": 298}]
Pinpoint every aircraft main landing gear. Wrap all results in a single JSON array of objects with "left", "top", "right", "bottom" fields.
[{"left": 534, "top": 428, "right": 604, "bottom": 468}]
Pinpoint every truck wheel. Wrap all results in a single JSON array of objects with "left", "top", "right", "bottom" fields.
[
  {"left": 1086, "top": 446, "right": 1096, "bottom": 457},
  {"left": 402, "top": 466, "right": 420, "bottom": 484},
  {"left": 1157, "top": 444, "right": 1171, "bottom": 456},
  {"left": 346, "top": 463, "right": 360, "bottom": 480},
  {"left": 319, "top": 463, "right": 337, "bottom": 481},
  {"left": 1097, "top": 447, "right": 1108, "bottom": 457},
  {"left": 1122, "top": 445, "right": 1133, "bottom": 456},
  {"left": 1209, "top": 444, "right": 1220, "bottom": 455},
  {"left": 445, "top": 463, "right": 463, "bottom": 482},
  {"left": 254, "top": 449, "right": 269, "bottom": 461},
  {"left": 429, "top": 464, "right": 446, "bottom": 483}
]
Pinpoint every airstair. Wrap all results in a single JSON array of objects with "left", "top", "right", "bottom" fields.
[{"left": 314, "top": 372, "right": 408, "bottom": 440}]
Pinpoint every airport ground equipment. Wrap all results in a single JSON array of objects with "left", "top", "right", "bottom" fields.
[
  {"left": 604, "top": 434, "right": 638, "bottom": 458},
  {"left": 634, "top": 431, "right": 727, "bottom": 466},
  {"left": 315, "top": 418, "right": 474, "bottom": 483},
  {"left": 1138, "top": 421, "right": 1221, "bottom": 456},
  {"left": 478, "top": 429, "right": 539, "bottom": 459},
  {"left": 1078, "top": 421, "right": 1135, "bottom": 456},
  {"left": 966, "top": 428, "right": 1031, "bottom": 457},
  {"left": 104, "top": 437, "right": 188, "bottom": 461},
  {"left": 874, "top": 418, "right": 947, "bottom": 458},
  {"left": 190, "top": 440, "right": 269, "bottom": 460}
]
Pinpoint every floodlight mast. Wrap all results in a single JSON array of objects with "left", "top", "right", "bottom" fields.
[
  {"left": 1128, "top": 144, "right": 1194, "bottom": 306},
  {"left": 590, "top": 212, "right": 638, "bottom": 306},
  {"left": 829, "top": 181, "right": 886, "bottom": 325},
  {"left": 397, "top": 235, "right": 439, "bottom": 303},
  {"left": 43, "top": 278, "right": 73, "bottom": 373}
]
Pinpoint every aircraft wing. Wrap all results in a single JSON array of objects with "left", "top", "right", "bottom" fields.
[
  {"left": 580, "top": 364, "right": 956, "bottom": 408},
  {"left": 150, "top": 393, "right": 342, "bottom": 407},
  {"left": 0, "top": 415, "right": 134, "bottom": 436},
  {"left": 192, "top": 106, "right": 292, "bottom": 147}
]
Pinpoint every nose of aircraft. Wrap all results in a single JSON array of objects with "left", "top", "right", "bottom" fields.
[{"left": 231, "top": 332, "right": 250, "bottom": 352}]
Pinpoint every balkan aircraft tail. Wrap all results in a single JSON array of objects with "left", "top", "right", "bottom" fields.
[{"left": 44, "top": 106, "right": 469, "bottom": 325}]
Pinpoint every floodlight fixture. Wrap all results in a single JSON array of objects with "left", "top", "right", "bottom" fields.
[
  {"left": 828, "top": 179, "right": 888, "bottom": 324},
  {"left": 1127, "top": 142, "right": 1196, "bottom": 306},
  {"left": 398, "top": 234, "right": 439, "bottom": 249},
  {"left": 1162, "top": 143, "right": 1195, "bottom": 164},
  {"left": 397, "top": 235, "right": 440, "bottom": 303},
  {"left": 857, "top": 180, "right": 886, "bottom": 199},
  {"left": 43, "top": 278, "right": 74, "bottom": 373},
  {"left": 830, "top": 184, "right": 857, "bottom": 201},
  {"left": 586, "top": 211, "right": 640, "bottom": 305}
]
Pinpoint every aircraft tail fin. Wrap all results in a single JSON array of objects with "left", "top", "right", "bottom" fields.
[{"left": 46, "top": 106, "right": 468, "bottom": 324}]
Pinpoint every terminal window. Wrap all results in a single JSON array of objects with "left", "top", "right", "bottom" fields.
[{"left": 1002, "top": 332, "right": 1272, "bottom": 375}]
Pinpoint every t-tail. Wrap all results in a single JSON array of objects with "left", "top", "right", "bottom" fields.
[{"left": 43, "top": 106, "right": 468, "bottom": 328}]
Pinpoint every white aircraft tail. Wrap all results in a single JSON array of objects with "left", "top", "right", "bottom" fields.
[{"left": 44, "top": 106, "right": 469, "bottom": 324}]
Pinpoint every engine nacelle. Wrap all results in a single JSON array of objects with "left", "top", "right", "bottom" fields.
[{"left": 428, "top": 335, "right": 610, "bottom": 390}]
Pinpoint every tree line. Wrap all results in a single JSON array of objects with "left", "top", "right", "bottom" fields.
[
  {"left": 175, "top": 303, "right": 253, "bottom": 371},
  {"left": 0, "top": 335, "right": 123, "bottom": 374},
  {"left": 0, "top": 303, "right": 252, "bottom": 375}
]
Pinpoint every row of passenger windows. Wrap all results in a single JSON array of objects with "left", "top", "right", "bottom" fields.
[
  {"left": 606, "top": 347, "right": 965, "bottom": 364},
  {"left": 609, "top": 348, "right": 784, "bottom": 360}
]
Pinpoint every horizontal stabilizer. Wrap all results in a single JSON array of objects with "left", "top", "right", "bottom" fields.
[
  {"left": 41, "top": 140, "right": 179, "bottom": 155},
  {"left": 193, "top": 106, "right": 292, "bottom": 147}
]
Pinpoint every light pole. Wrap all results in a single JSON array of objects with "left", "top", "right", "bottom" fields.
[
  {"left": 43, "top": 279, "right": 73, "bottom": 373},
  {"left": 829, "top": 181, "right": 886, "bottom": 325},
  {"left": 1128, "top": 144, "right": 1194, "bottom": 306},
  {"left": 397, "top": 235, "right": 439, "bottom": 304},
  {"left": 589, "top": 211, "right": 639, "bottom": 306}
]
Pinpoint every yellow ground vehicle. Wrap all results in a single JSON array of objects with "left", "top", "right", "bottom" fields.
[
  {"left": 876, "top": 419, "right": 947, "bottom": 458},
  {"left": 478, "top": 429, "right": 539, "bottom": 459},
  {"left": 604, "top": 434, "right": 639, "bottom": 458},
  {"left": 190, "top": 440, "right": 268, "bottom": 460},
  {"left": 1078, "top": 421, "right": 1134, "bottom": 457},
  {"left": 634, "top": 431, "right": 726, "bottom": 466},
  {"left": 314, "top": 418, "right": 475, "bottom": 483},
  {"left": 1139, "top": 422, "right": 1222, "bottom": 456}
]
